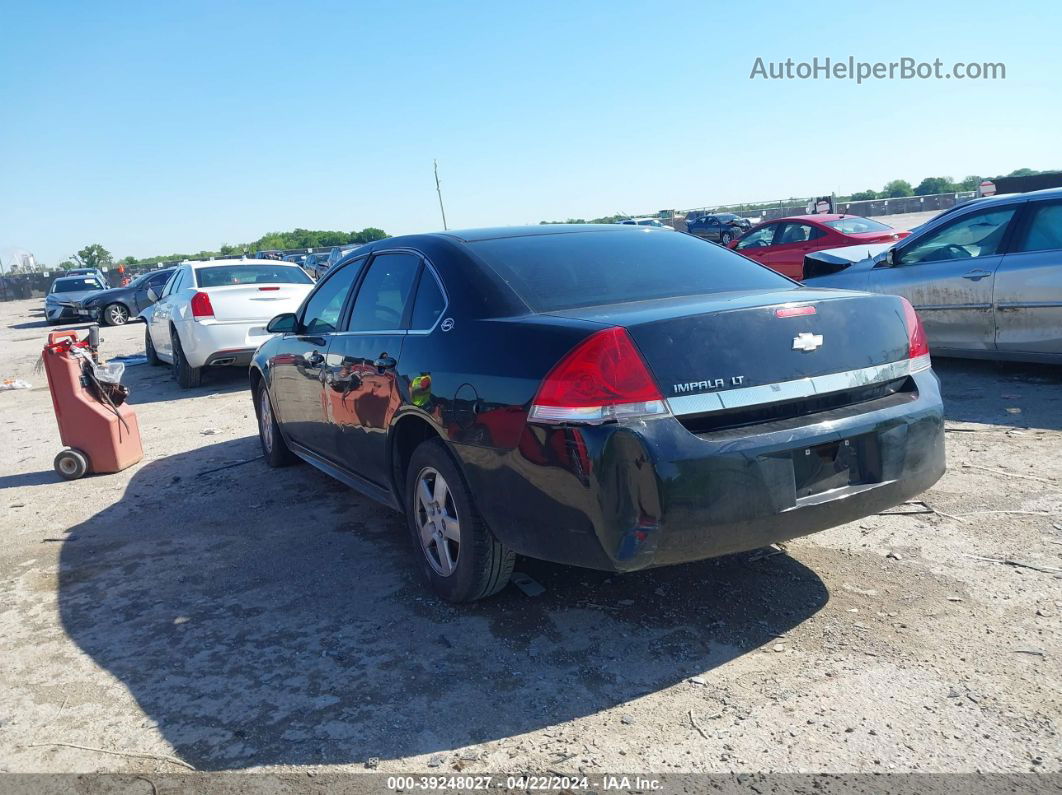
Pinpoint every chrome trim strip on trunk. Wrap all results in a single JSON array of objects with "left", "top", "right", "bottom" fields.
[{"left": 666, "top": 355, "right": 930, "bottom": 417}]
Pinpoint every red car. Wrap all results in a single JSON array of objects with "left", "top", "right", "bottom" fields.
[{"left": 727, "top": 214, "right": 909, "bottom": 280}]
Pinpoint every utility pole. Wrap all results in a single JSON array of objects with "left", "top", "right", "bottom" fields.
[{"left": 434, "top": 159, "right": 448, "bottom": 230}]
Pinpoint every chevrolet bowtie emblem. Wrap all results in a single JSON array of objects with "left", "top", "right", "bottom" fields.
[{"left": 792, "top": 332, "right": 824, "bottom": 352}]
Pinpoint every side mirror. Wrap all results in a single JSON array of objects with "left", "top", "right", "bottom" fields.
[
  {"left": 267, "top": 312, "right": 298, "bottom": 334},
  {"left": 147, "top": 287, "right": 159, "bottom": 302}
]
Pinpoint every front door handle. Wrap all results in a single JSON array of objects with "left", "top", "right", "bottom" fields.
[
  {"left": 307, "top": 351, "right": 324, "bottom": 366},
  {"left": 962, "top": 269, "right": 992, "bottom": 281},
  {"left": 374, "top": 355, "right": 397, "bottom": 370}
]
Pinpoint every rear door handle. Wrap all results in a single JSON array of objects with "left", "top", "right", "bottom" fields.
[
  {"left": 307, "top": 351, "right": 324, "bottom": 366},
  {"left": 374, "top": 355, "right": 397, "bottom": 370},
  {"left": 962, "top": 269, "right": 992, "bottom": 281}
]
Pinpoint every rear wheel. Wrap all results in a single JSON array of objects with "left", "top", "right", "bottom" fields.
[
  {"left": 720, "top": 231, "right": 734, "bottom": 245},
  {"left": 54, "top": 448, "right": 89, "bottom": 480},
  {"left": 103, "top": 303, "right": 130, "bottom": 326},
  {"left": 171, "top": 329, "right": 202, "bottom": 389},
  {"left": 404, "top": 439, "right": 514, "bottom": 602},
  {"left": 256, "top": 382, "right": 296, "bottom": 467},
  {"left": 145, "top": 327, "right": 163, "bottom": 366}
]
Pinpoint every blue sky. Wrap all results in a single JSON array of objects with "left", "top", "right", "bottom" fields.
[{"left": 2, "top": 0, "right": 1060, "bottom": 266}]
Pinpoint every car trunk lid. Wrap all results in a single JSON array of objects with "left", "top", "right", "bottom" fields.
[
  {"left": 547, "top": 288, "right": 912, "bottom": 400},
  {"left": 197, "top": 284, "right": 312, "bottom": 322}
]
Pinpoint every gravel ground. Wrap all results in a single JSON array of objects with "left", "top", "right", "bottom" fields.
[{"left": 0, "top": 297, "right": 1059, "bottom": 777}]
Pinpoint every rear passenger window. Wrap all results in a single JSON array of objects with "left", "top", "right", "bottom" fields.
[
  {"left": 1016, "top": 203, "right": 1062, "bottom": 253},
  {"left": 410, "top": 268, "right": 446, "bottom": 330},
  {"left": 348, "top": 253, "right": 420, "bottom": 332}
]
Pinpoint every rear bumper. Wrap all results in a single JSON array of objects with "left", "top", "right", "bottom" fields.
[
  {"left": 459, "top": 370, "right": 945, "bottom": 572},
  {"left": 178, "top": 319, "right": 275, "bottom": 369}
]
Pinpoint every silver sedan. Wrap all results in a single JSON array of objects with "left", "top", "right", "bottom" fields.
[{"left": 804, "top": 188, "right": 1062, "bottom": 364}]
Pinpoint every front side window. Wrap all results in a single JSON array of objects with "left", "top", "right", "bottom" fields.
[
  {"left": 1015, "top": 202, "right": 1062, "bottom": 253},
  {"left": 302, "top": 260, "right": 361, "bottom": 335},
  {"left": 735, "top": 224, "right": 778, "bottom": 250},
  {"left": 900, "top": 208, "right": 1017, "bottom": 264},
  {"left": 348, "top": 253, "right": 420, "bottom": 332},
  {"left": 775, "top": 223, "right": 824, "bottom": 244},
  {"left": 162, "top": 269, "right": 185, "bottom": 297}
]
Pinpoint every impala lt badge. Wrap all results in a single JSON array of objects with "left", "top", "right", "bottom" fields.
[
  {"left": 673, "top": 375, "right": 745, "bottom": 394},
  {"left": 792, "top": 332, "right": 824, "bottom": 352}
]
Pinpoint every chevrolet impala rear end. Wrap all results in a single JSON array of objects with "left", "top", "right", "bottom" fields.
[{"left": 251, "top": 226, "right": 945, "bottom": 601}]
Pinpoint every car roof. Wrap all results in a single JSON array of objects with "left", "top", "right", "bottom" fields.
[
  {"left": 424, "top": 224, "right": 661, "bottom": 243},
  {"left": 775, "top": 214, "right": 858, "bottom": 223},
  {"left": 181, "top": 258, "right": 300, "bottom": 269}
]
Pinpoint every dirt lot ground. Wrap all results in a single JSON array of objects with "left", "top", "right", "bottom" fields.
[{"left": 0, "top": 297, "right": 1059, "bottom": 778}]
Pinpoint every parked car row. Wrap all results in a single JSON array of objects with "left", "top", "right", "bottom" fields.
[{"left": 804, "top": 187, "right": 1062, "bottom": 364}]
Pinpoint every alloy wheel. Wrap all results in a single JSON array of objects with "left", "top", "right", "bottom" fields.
[
  {"left": 259, "top": 389, "right": 274, "bottom": 453},
  {"left": 415, "top": 466, "right": 461, "bottom": 576},
  {"left": 107, "top": 304, "right": 129, "bottom": 325}
]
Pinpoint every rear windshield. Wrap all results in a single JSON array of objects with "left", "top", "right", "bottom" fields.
[
  {"left": 51, "top": 278, "right": 101, "bottom": 293},
  {"left": 470, "top": 230, "right": 791, "bottom": 312},
  {"left": 194, "top": 264, "right": 313, "bottom": 288},
  {"left": 823, "top": 217, "right": 892, "bottom": 234}
]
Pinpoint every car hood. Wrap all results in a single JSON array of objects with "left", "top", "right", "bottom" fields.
[
  {"left": 79, "top": 286, "right": 128, "bottom": 305},
  {"left": 806, "top": 242, "right": 894, "bottom": 269}
]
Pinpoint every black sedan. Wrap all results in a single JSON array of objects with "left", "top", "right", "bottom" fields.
[
  {"left": 251, "top": 226, "right": 945, "bottom": 602},
  {"left": 686, "top": 212, "right": 752, "bottom": 244},
  {"left": 80, "top": 268, "right": 175, "bottom": 325}
]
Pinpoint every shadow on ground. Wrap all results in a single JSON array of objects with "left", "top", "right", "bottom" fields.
[
  {"left": 121, "top": 359, "right": 249, "bottom": 405},
  {"left": 58, "top": 437, "right": 829, "bottom": 770},
  {"left": 935, "top": 356, "right": 1062, "bottom": 431}
]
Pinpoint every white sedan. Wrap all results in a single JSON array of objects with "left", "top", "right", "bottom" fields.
[{"left": 141, "top": 259, "right": 314, "bottom": 388}]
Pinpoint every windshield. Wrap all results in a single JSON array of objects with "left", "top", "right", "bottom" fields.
[
  {"left": 824, "top": 217, "right": 892, "bottom": 234},
  {"left": 470, "top": 229, "right": 791, "bottom": 312},
  {"left": 51, "top": 277, "right": 101, "bottom": 293},
  {"left": 194, "top": 264, "right": 313, "bottom": 288}
]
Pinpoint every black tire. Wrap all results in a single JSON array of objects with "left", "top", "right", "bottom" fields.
[
  {"left": 171, "top": 329, "right": 202, "bottom": 389},
  {"left": 404, "top": 438, "right": 514, "bottom": 602},
  {"left": 102, "top": 302, "right": 130, "bottom": 326},
  {"left": 54, "top": 448, "right": 89, "bottom": 480},
  {"left": 255, "top": 381, "right": 296, "bottom": 467},
  {"left": 721, "top": 231, "right": 734, "bottom": 245},
  {"left": 145, "top": 327, "right": 163, "bottom": 366}
]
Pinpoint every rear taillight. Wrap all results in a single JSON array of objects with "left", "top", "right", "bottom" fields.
[
  {"left": 900, "top": 297, "right": 931, "bottom": 372},
  {"left": 190, "top": 291, "right": 215, "bottom": 320},
  {"left": 530, "top": 327, "right": 668, "bottom": 425}
]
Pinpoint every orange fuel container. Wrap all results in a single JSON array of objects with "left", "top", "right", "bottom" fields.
[{"left": 43, "top": 331, "right": 143, "bottom": 480}]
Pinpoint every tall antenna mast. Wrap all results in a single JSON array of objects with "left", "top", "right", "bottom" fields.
[{"left": 434, "top": 159, "right": 448, "bottom": 230}]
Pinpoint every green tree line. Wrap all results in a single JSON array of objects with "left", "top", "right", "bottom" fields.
[{"left": 125, "top": 227, "right": 388, "bottom": 267}]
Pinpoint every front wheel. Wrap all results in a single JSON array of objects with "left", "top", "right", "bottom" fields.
[
  {"left": 720, "top": 231, "right": 734, "bottom": 245},
  {"left": 404, "top": 439, "right": 514, "bottom": 602},
  {"left": 171, "top": 329, "right": 202, "bottom": 388},
  {"left": 102, "top": 303, "right": 130, "bottom": 326},
  {"left": 256, "top": 382, "right": 296, "bottom": 467}
]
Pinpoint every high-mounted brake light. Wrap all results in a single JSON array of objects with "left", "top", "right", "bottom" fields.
[
  {"left": 775, "top": 305, "right": 816, "bottom": 318},
  {"left": 190, "top": 291, "right": 215, "bottom": 320},
  {"left": 530, "top": 327, "right": 668, "bottom": 425},
  {"left": 258, "top": 286, "right": 280, "bottom": 291},
  {"left": 899, "top": 297, "right": 931, "bottom": 372}
]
